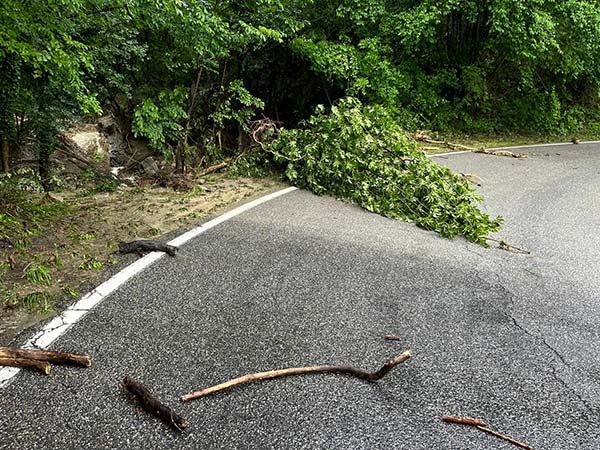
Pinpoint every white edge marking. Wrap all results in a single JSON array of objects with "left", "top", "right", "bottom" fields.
[
  {"left": 0, "top": 186, "right": 298, "bottom": 388},
  {"left": 430, "top": 140, "right": 600, "bottom": 158}
]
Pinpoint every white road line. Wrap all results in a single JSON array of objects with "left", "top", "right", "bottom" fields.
[
  {"left": 430, "top": 140, "right": 600, "bottom": 158},
  {"left": 428, "top": 150, "right": 471, "bottom": 158},
  {"left": 0, "top": 186, "right": 298, "bottom": 388}
]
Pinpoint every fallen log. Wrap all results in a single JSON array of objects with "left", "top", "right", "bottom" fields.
[
  {"left": 0, "top": 356, "right": 52, "bottom": 374},
  {"left": 118, "top": 240, "right": 177, "bottom": 257},
  {"left": 443, "top": 415, "right": 534, "bottom": 450},
  {"left": 122, "top": 376, "right": 188, "bottom": 431},
  {"left": 198, "top": 161, "right": 228, "bottom": 177},
  {"left": 181, "top": 350, "right": 412, "bottom": 402},
  {"left": 0, "top": 347, "right": 92, "bottom": 368}
]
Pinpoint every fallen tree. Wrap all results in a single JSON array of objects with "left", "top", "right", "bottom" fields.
[{"left": 267, "top": 98, "right": 502, "bottom": 245}]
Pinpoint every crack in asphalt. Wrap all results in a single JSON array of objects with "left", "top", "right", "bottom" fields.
[
  {"left": 27, "top": 316, "right": 67, "bottom": 349},
  {"left": 480, "top": 272, "right": 597, "bottom": 424}
]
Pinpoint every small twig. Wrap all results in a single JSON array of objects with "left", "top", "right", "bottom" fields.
[
  {"left": 443, "top": 415, "right": 534, "bottom": 450},
  {"left": 443, "top": 415, "right": 487, "bottom": 427},
  {"left": 475, "top": 148, "right": 527, "bottom": 158},
  {"left": 384, "top": 335, "right": 402, "bottom": 341},
  {"left": 477, "top": 425, "right": 534, "bottom": 450},
  {"left": 485, "top": 237, "right": 531, "bottom": 255},
  {"left": 181, "top": 350, "right": 412, "bottom": 402},
  {"left": 122, "top": 376, "right": 188, "bottom": 431}
]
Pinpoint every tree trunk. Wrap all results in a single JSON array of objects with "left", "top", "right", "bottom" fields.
[
  {"left": 38, "top": 146, "right": 51, "bottom": 191},
  {"left": 175, "top": 144, "right": 185, "bottom": 174},
  {"left": 1, "top": 134, "right": 9, "bottom": 172}
]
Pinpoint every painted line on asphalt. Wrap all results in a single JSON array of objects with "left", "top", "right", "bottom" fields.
[
  {"left": 428, "top": 150, "right": 471, "bottom": 158},
  {"left": 430, "top": 140, "right": 600, "bottom": 158},
  {"left": 0, "top": 186, "right": 298, "bottom": 388}
]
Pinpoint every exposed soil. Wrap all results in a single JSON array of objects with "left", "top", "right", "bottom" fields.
[{"left": 0, "top": 175, "right": 285, "bottom": 345}]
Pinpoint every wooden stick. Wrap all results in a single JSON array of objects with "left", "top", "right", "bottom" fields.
[
  {"left": 0, "top": 356, "right": 52, "bottom": 374},
  {"left": 181, "top": 350, "right": 412, "bottom": 402},
  {"left": 0, "top": 347, "right": 92, "bottom": 368},
  {"left": 384, "top": 335, "right": 402, "bottom": 341},
  {"left": 198, "top": 161, "right": 228, "bottom": 177},
  {"left": 442, "top": 415, "right": 487, "bottom": 427},
  {"left": 122, "top": 376, "right": 188, "bottom": 431},
  {"left": 443, "top": 415, "right": 533, "bottom": 450},
  {"left": 485, "top": 237, "right": 531, "bottom": 255},
  {"left": 476, "top": 425, "right": 534, "bottom": 450}
]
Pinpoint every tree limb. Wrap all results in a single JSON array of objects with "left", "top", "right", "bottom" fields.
[
  {"left": 181, "top": 350, "right": 412, "bottom": 402},
  {"left": 0, "top": 356, "right": 52, "bottom": 374},
  {"left": 0, "top": 347, "right": 92, "bottom": 368},
  {"left": 122, "top": 376, "right": 188, "bottom": 431},
  {"left": 443, "top": 415, "right": 534, "bottom": 450}
]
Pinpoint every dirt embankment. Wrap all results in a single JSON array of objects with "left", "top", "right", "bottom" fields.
[{"left": 0, "top": 175, "right": 285, "bottom": 345}]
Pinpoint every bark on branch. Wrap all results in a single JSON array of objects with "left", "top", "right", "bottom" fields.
[
  {"left": 0, "top": 356, "right": 51, "bottom": 374},
  {"left": 181, "top": 350, "right": 412, "bottom": 402},
  {"left": 0, "top": 347, "right": 92, "bottom": 368},
  {"left": 118, "top": 240, "right": 177, "bottom": 257},
  {"left": 122, "top": 376, "right": 188, "bottom": 431},
  {"left": 443, "top": 415, "right": 534, "bottom": 450}
]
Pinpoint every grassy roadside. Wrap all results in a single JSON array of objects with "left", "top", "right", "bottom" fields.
[{"left": 0, "top": 173, "right": 284, "bottom": 345}]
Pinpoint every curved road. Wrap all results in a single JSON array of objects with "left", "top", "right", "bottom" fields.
[{"left": 0, "top": 144, "right": 598, "bottom": 449}]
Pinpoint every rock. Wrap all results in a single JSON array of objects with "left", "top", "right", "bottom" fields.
[
  {"left": 168, "top": 174, "right": 194, "bottom": 192},
  {"left": 140, "top": 156, "right": 159, "bottom": 177},
  {"left": 52, "top": 124, "right": 111, "bottom": 176}
]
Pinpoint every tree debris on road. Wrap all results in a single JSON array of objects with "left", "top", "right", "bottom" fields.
[
  {"left": 0, "top": 347, "right": 92, "bottom": 374},
  {"left": 0, "top": 356, "right": 51, "bottom": 374},
  {"left": 443, "top": 415, "right": 534, "bottom": 450},
  {"left": 122, "top": 376, "right": 188, "bottom": 431},
  {"left": 118, "top": 240, "right": 178, "bottom": 257},
  {"left": 485, "top": 237, "right": 531, "bottom": 255},
  {"left": 181, "top": 350, "right": 412, "bottom": 402},
  {"left": 383, "top": 335, "right": 402, "bottom": 341},
  {"left": 475, "top": 148, "right": 528, "bottom": 158}
]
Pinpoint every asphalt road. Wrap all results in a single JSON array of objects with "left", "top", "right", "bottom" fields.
[{"left": 0, "top": 143, "right": 598, "bottom": 449}]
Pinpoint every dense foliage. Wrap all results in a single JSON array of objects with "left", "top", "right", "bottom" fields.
[
  {"left": 2, "top": 0, "right": 600, "bottom": 240},
  {"left": 270, "top": 98, "right": 502, "bottom": 244}
]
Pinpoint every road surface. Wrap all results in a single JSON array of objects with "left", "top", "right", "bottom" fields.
[{"left": 0, "top": 143, "right": 598, "bottom": 449}]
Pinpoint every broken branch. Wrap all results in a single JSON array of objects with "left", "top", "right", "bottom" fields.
[
  {"left": 443, "top": 415, "right": 534, "bottom": 450},
  {"left": 181, "top": 350, "right": 412, "bottom": 402},
  {"left": 475, "top": 148, "right": 527, "bottom": 158},
  {"left": 442, "top": 415, "right": 487, "bottom": 427},
  {"left": 122, "top": 376, "right": 188, "bottom": 431},
  {"left": 383, "top": 335, "right": 402, "bottom": 341},
  {"left": 477, "top": 425, "right": 534, "bottom": 450},
  {"left": 198, "top": 161, "right": 228, "bottom": 177},
  {"left": 0, "top": 347, "right": 92, "bottom": 368},
  {"left": 485, "top": 237, "right": 531, "bottom": 255},
  {"left": 0, "top": 356, "right": 52, "bottom": 374},
  {"left": 118, "top": 240, "right": 177, "bottom": 257}
]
